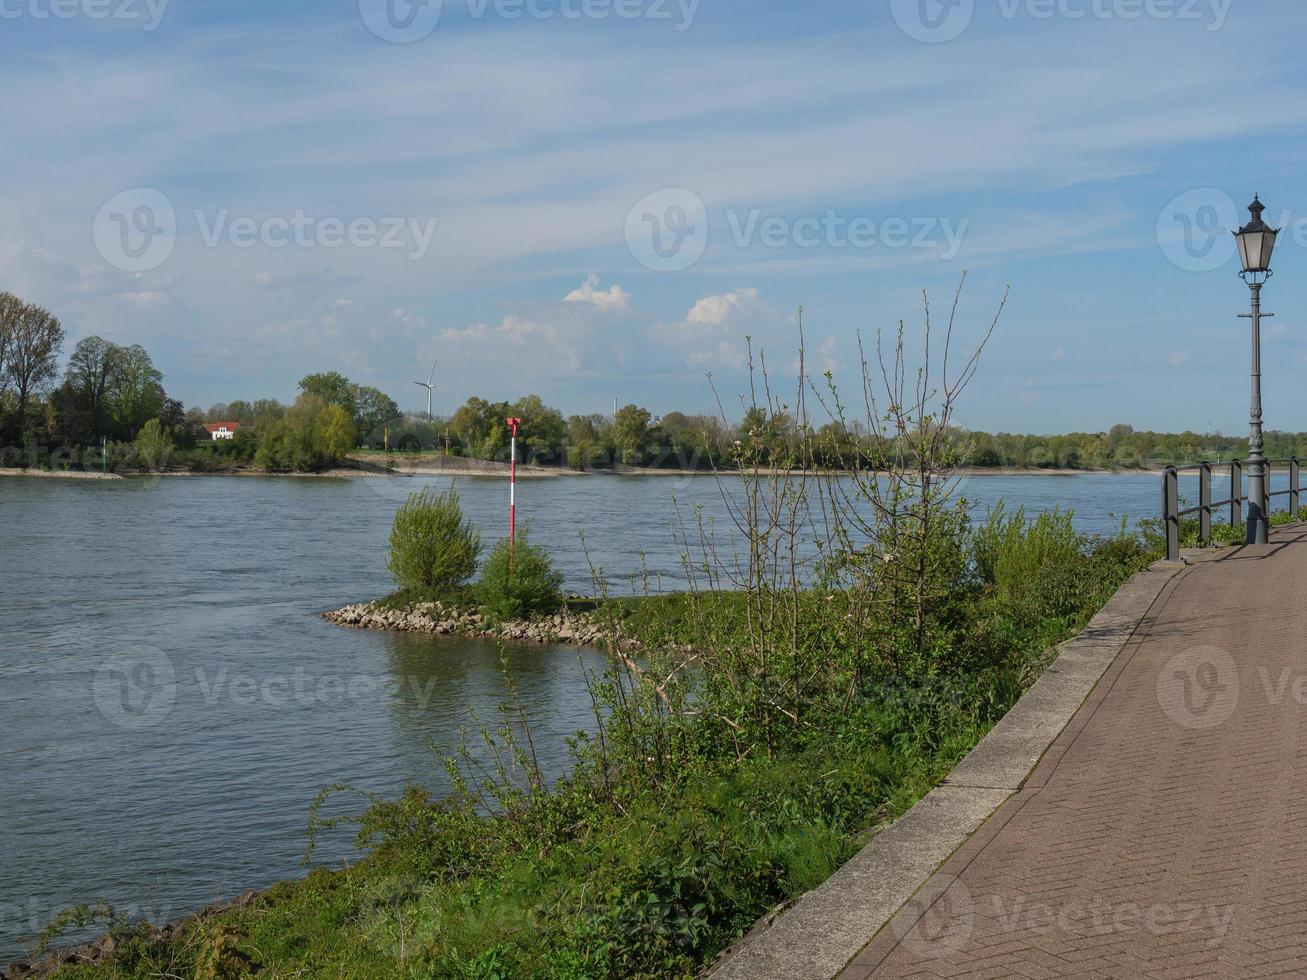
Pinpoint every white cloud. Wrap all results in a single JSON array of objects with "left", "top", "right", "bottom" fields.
[
  {"left": 564, "top": 273, "right": 630, "bottom": 311},
  {"left": 392, "top": 308, "right": 427, "bottom": 330},
  {"left": 649, "top": 288, "right": 779, "bottom": 370},
  {"left": 685, "top": 287, "right": 763, "bottom": 327}
]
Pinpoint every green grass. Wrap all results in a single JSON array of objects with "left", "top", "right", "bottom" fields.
[{"left": 39, "top": 515, "right": 1158, "bottom": 980}]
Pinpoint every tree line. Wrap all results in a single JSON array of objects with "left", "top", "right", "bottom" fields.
[
  {"left": 378, "top": 402, "right": 1307, "bottom": 473},
  {"left": 3, "top": 288, "right": 1304, "bottom": 474}
]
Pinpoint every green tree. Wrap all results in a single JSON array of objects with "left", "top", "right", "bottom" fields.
[
  {"left": 352, "top": 386, "right": 400, "bottom": 443},
  {"left": 566, "top": 413, "right": 606, "bottom": 469},
  {"left": 316, "top": 402, "right": 356, "bottom": 464},
  {"left": 133, "top": 418, "right": 175, "bottom": 470},
  {"left": 3, "top": 298, "right": 64, "bottom": 442},
  {"left": 613, "top": 404, "right": 652, "bottom": 465},
  {"left": 387, "top": 487, "right": 482, "bottom": 596},
  {"left": 450, "top": 396, "right": 511, "bottom": 459},
  {"left": 108, "top": 344, "right": 164, "bottom": 438},
  {"left": 509, "top": 394, "right": 566, "bottom": 463},
  {"left": 63, "top": 336, "right": 122, "bottom": 442},
  {"left": 298, "top": 372, "right": 357, "bottom": 419}
]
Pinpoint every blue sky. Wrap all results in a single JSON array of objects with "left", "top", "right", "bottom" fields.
[{"left": 3, "top": 0, "right": 1307, "bottom": 432}]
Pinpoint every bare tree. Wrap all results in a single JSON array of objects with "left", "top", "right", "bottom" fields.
[{"left": 6, "top": 299, "right": 65, "bottom": 439}]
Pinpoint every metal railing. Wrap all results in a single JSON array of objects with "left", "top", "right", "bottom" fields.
[{"left": 1162, "top": 457, "right": 1302, "bottom": 561}]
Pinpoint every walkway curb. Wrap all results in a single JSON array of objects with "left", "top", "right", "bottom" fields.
[{"left": 708, "top": 552, "right": 1215, "bottom": 980}]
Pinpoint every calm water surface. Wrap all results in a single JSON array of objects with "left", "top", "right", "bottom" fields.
[{"left": 0, "top": 470, "right": 1200, "bottom": 961}]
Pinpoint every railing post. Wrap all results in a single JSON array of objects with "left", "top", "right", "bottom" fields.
[
  {"left": 1164, "top": 466, "right": 1179, "bottom": 562},
  {"left": 1231, "top": 459, "right": 1243, "bottom": 528},
  {"left": 1199, "top": 462, "right": 1212, "bottom": 546},
  {"left": 1293, "top": 456, "right": 1301, "bottom": 517}
]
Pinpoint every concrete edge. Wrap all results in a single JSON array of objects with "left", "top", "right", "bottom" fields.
[{"left": 706, "top": 554, "right": 1204, "bottom": 980}]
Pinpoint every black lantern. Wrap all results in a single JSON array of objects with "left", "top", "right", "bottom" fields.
[{"left": 1234, "top": 195, "right": 1279, "bottom": 276}]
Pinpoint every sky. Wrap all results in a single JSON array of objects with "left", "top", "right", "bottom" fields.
[{"left": 2, "top": 0, "right": 1307, "bottom": 433}]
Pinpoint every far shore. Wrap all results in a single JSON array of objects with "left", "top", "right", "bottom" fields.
[
  {"left": 0, "top": 463, "right": 1176, "bottom": 481},
  {"left": 0, "top": 468, "right": 122, "bottom": 480}
]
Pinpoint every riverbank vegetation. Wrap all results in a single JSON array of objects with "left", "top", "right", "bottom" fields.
[
  {"left": 3, "top": 289, "right": 1305, "bottom": 479},
  {"left": 17, "top": 282, "right": 1176, "bottom": 980}
]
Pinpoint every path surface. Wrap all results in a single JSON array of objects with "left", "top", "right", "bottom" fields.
[{"left": 844, "top": 526, "right": 1307, "bottom": 978}]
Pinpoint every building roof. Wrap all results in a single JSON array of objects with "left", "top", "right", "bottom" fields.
[{"left": 202, "top": 421, "right": 240, "bottom": 433}]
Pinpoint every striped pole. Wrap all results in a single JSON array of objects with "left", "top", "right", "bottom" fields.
[{"left": 507, "top": 417, "right": 522, "bottom": 571}]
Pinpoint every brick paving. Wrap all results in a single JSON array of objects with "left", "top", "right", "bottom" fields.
[{"left": 843, "top": 526, "right": 1307, "bottom": 979}]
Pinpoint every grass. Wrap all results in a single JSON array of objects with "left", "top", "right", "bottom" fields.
[{"left": 36, "top": 511, "right": 1161, "bottom": 979}]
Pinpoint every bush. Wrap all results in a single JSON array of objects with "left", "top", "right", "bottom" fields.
[
  {"left": 387, "top": 487, "right": 481, "bottom": 596},
  {"left": 476, "top": 529, "right": 564, "bottom": 621},
  {"left": 972, "top": 504, "right": 1082, "bottom": 611}
]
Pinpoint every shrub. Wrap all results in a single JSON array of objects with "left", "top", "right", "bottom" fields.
[
  {"left": 387, "top": 487, "right": 481, "bottom": 596},
  {"left": 476, "top": 529, "right": 564, "bottom": 621},
  {"left": 972, "top": 504, "right": 1082, "bottom": 611}
]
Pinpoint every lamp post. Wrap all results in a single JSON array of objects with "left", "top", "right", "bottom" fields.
[{"left": 1233, "top": 195, "right": 1280, "bottom": 545}]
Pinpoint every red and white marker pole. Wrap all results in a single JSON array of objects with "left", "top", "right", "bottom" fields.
[{"left": 506, "top": 417, "right": 522, "bottom": 571}]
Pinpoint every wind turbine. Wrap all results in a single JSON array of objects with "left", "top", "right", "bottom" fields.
[{"left": 414, "top": 358, "right": 438, "bottom": 420}]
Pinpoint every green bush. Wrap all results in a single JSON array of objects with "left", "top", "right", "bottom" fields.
[
  {"left": 972, "top": 505, "right": 1082, "bottom": 611},
  {"left": 386, "top": 487, "right": 481, "bottom": 597},
  {"left": 476, "top": 530, "right": 564, "bottom": 621}
]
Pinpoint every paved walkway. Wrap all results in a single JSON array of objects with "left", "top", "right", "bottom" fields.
[{"left": 844, "top": 526, "right": 1307, "bottom": 979}]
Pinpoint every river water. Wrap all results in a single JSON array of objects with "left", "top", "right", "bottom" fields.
[{"left": 0, "top": 469, "right": 1242, "bottom": 962}]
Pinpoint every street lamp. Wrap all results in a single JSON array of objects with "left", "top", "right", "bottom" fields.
[{"left": 1233, "top": 195, "right": 1279, "bottom": 544}]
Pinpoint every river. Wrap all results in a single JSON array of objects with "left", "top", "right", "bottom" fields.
[{"left": 0, "top": 468, "right": 1227, "bottom": 962}]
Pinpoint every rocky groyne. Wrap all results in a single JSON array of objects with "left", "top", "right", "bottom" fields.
[{"left": 323, "top": 599, "right": 638, "bottom": 650}]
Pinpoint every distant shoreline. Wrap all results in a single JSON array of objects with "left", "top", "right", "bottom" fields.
[
  {"left": 0, "top": 468, "right": 122, "bottom": 481},
  {"left": 0, "top": 464, "right": 1173, "bottom": 481}
]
